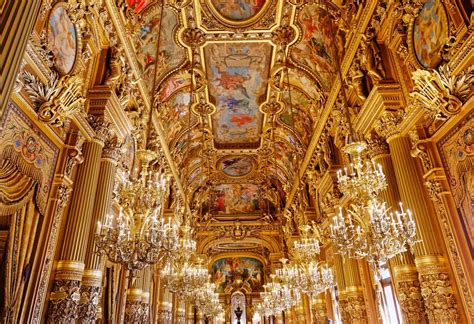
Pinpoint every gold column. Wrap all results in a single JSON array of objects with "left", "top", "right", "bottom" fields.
[
  {"left": 332, "top": 254, "right": 347, "bottom": 323},
  {"left": 124, "top": 288, "right": 143, "bottom": 323},
  {"left": 274, "top": 312, "right": 283, "bottom": 324},
  {"left": 176, "top": 299, "right": 185, "bottom": 324},
  {"left": 388, "top": 135, "right": 459, "bottom": 322},
  {"left": 141, "top": 267, "right": 151, "bottom": 323},
  {"left": 283, "top": 310, "right": 293, "bottom": 324},
  {"left": 125, "top": 275, "right": 143, "bottom": 323},
  {"left": 368, "top": 135, "right": 427, "bottom": 323},
  {"left": 78, "top": 141, "right": 120, "bottom": 322},
  {"left": 295, "top": 303, "right": 305, "bottom": 323},
  {"left": 340, "top": 259, "right": 368, "bottom": 324},
  {"left": 313, "top": 294, "right": 328, "bottom": 324},
  {"left": 0, "top": 1, "right": 41, "bottom": 114},
  {"left": 47, "top": 135, "right": 105, "bottom": 322},
  {"left": 185, "top": 303, "right": 194, "bottom": 324}
]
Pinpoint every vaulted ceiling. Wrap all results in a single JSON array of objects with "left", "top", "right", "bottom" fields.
[{"left": 117, "top": 0, "right": 348, "bottom": 222}]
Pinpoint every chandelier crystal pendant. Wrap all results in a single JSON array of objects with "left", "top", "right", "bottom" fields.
[
  {"left": 95, "top": 149, "right": 174, "bottom": 277},
  {"left": 330, "top": 143, "right": 418, "bottom": 273}
]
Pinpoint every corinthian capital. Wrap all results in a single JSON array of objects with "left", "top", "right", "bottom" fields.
[
  {"left": 87, "top": 115, "right": 112, "bottom": 144},
  {"left": 374, "top": 110, "right": 404, "bottom": 140}
]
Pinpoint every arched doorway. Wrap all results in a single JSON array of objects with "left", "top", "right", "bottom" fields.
[{"left": 231, "top": 291, "right": 246, "bottom": 324}]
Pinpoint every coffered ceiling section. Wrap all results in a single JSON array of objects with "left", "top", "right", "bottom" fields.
[{"left": 115, "top": 0, "right": 340, "bottom": 217}]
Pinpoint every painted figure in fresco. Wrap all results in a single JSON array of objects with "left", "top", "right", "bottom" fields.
[
  {"left": 212, "top": 0, "right": 265, "bottom": 20},
  {"left": 49, "top": 7, "right": 76, "bottom": 74},
  {"left": 213, "top": 258, "right": 263, "bottom": 293}
]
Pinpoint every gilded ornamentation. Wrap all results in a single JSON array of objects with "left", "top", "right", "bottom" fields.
[
  {"left": 22, "top": 71, "right": 61, "bottom": 108},
  {"left": 312, "top": 298, "right": 328, "bottom": 324},
  {"left": 397, "top": 279, "right": 427, "bottom": 323},
  {"left": 410, "top": 65, "right": 474, "bottom": 122},
  {"left": 87, "top": 115, "right": 113, "bottom": 143},
  {"left": 181, "top": 28, "right": 206, "bottom": 48},
  {"left": 393, "top": 265, "right": 427, "bottom": 323},
  {"left": 341, "top": 295, "right": 368, "bottom": 323},
  {"left": 102, "top": 137, "right": 124, "bottom": 162},
  {"left": 77, "top": 285, "right": 101, "bottom": 322},
  {"left": 418, "top": 272, "right": 459, "bottom": 322},
  {"left": 374, "top": 110, "right": 405, "bottom": 140},
  {"left": 408, "top": 130, "right": 433, "bottom": 172},
  {"left": 23, "top": 71, "right": 85, "bottom": 127},
  {"left": 47, "top": 279, "right": 81, "bottom": 323},
  {"left": 365, "top": 133, "right": 390, "bottom": 157},
  {"left": 261, "top": 101, "right": 283, "bottom": 115},
  {"left": 124, "top": 299, "right": 143, "bottom": 323}
]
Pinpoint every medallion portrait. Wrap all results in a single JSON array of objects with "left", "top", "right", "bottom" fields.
[
  {"left": 413, "top": 0, "right": 449, "bottom": 68},
  {"left": 48, "top": 5, "right": 77, "bottom": 75}
]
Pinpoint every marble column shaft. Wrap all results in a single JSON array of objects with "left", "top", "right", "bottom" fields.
[{"left": 340, "top": 259, "right": 368, "bottom": 324}]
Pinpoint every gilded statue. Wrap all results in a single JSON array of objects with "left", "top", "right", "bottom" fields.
[{"left": 360, "top": 38, "right": 386, "bottom": 83}]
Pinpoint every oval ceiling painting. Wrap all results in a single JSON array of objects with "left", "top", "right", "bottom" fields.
[
  {"left": 48, "top": 4, "right": 77, "bottom": 75},
  {"left": 413, "top": 0, "right": 449, "bottom": 68},
  {"left": 208, "top": 0, "right": 268, "bottom": 23},
  {"left": 219, "top": 155, "right": 255, "bottom": 177}
]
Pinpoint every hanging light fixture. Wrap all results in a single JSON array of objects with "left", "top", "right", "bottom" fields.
[
  {"left": 312, "top": 0, "right": 419, "bottom": 274},
  {"left": 95, "top": 150, "right": 176, "bottom": 277}
]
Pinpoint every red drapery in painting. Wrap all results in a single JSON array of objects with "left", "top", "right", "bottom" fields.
[{"left": 0, "top": 159, "right": 41, "bottom": 323}]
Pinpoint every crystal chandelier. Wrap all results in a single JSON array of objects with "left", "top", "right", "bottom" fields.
[
  {"left": 195, "top": 282, "right": 224, "bottom": 319},
  {"left": 276, "top": 259, "right": 334, "bottom": 297},
  {"left": 95, "top": 149, "right": 176, "bottom": 276},
  {"left": 160, "top": 226, "right": 208, "bottom": 299},
  {"left": 330, "top": 143, "right": 418, "bottom": 272},
  {"left": 258, "top": 275, "right": 301, "bottom": 318},
  {"left": 160, "top": 259, "right": 209, "bottom": 299},
  {"left": 292, "top": 225, "right": 320, "bottom": 260}
]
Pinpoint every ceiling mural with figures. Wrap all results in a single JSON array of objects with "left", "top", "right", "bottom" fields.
[
  {"left": 205, "top": 42, "right": 271, "bottom": 146},
  {"left": 115, "top": 0, "right": 339, "bottom": 222}
]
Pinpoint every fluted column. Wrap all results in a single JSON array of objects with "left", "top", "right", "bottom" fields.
[
  {"left": 47, "top": 136, "right": 105, "bottom": 323},
  {"left": 185, "top": 304, "right": 194, "bottom": 324},
  {"left": 333, "top": 254, "right": 347, "bottom": 323},
  {"left": 368, "top": 135, "right": 427, "bottom": 323},
  {"left": 388, "top": 135, "right": 459, "bottom": 322},
  {"left": 0, "top": 1, "right": 41, "bottom": 114},
  {"left": 176, "top": 299, "right": 185, "bottom": 324},
  {"left": 158, "top": 290, "right": 172, "bottom": 323},
  {"left": 340, "top": 259, "right": 368, "bottom": 323},
  {"left": 141, "top": 267, "right": 151, "bottom": 323},
  {"left": 78, "top": 141, "right": 120, "bottom": 322}
]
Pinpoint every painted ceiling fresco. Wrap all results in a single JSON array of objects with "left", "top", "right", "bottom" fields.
[
  {"left": 209, "top": 0, "right": 266, "bottom": 21},
  {"left": 290, "top": 3, "right": 337, "bottom": 89},
  {"left": 205, "top": 43, "right": 271, "bottom": 146},
  {"left": 118, "top": 0, "right": 342, "bottom": 219},
  {"left": 132, "top": 5, "right": 186, "bottom": 93}
]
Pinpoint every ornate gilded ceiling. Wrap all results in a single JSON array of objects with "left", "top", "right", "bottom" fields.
[{"left": 115, "top": 0, "right": 344, "bottom": 222}]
